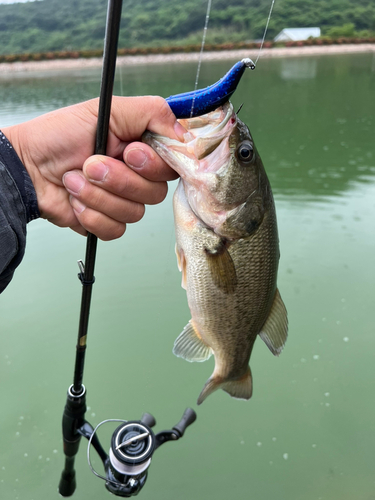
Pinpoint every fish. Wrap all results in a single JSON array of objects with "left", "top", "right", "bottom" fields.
[{"left": 143, "top": 102, "right": 288, "bottom": 405}]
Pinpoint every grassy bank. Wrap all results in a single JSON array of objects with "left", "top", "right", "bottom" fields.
[{"left": 1, "top": 37, "right": 374, "bottom": 64}]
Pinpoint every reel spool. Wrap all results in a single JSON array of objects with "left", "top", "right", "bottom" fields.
[{"left": 106, "top": 421, "right": 155, "bottom": 496}]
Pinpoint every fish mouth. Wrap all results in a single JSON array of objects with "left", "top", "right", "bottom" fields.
[{"left": 142, "top": 102, "right": 236, "bottom": 178}]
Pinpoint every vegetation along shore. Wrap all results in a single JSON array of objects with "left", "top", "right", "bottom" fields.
[
  {"left": 1, "top": 0, "right": 374, "bottom": 55},
  {"left": 0, "top": 43, "right": 374, "bottom": 74},
  {"left": 1, "top": 0, "right": 373, "bottom": 73}
]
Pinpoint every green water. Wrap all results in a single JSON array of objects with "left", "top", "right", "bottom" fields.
[{"left": 0, "top": 53, "right": 374, "bottom": 500}]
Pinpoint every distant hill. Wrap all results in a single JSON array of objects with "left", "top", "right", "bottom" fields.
[{"left": 0, "top": 0, "right": 374, "bottom": 55}]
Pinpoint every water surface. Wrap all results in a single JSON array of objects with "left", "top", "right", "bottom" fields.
[{"left": 0, "top": 53, "right": 374, "bottom": 500}]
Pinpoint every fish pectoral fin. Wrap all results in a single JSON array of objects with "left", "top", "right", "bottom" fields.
[
  {"left": 197, "top": 367, "right": 253, "bottom": 405},
  {"left": 204, "top": 242, "right": 237, "bottom": 294},
  {"left": 173, "top": 320, "right": 212, "bottom": 363},
  {"left": 175, "top": 244, "right": 187, "bottom": 290},
  {"left": 259, "top": 288, "right": 288, "bottom": 356}
]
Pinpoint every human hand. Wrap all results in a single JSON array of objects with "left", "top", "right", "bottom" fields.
[{"left": 2, "top": 96, "right": 185, "bottom": 240}]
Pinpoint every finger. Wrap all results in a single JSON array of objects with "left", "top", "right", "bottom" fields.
[
  {"left": 69, "top": 223, "right": 88, "bottom": 237},
  {"left": 69, "top": 196, "right": 127, "bottom": 241},
  {"left": 63, "top": 170, "right": 147, "bottom": 223},
  {"left": 123, "top": 142, "right": 179, "bottom": 182},
  {"left": 81, "top": 156, "right": 170, "bottom": 204}
]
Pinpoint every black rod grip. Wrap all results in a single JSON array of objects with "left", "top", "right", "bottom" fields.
[
  {"left": 59, "top": 387, "right": 86, "bottom": 496},
  {"left": 58, "top": 456, "right": 77, "bottom": 497},
  {"left": 173, "top": 408, "right": 197, "bottom": 437}
]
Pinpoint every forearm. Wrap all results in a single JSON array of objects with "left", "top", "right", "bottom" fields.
[{"left": 0, "top": 130, "right": 40, "bottom": 293}]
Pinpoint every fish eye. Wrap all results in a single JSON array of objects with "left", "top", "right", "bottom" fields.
[{"left": 237, "top": 142, "right": 254, "bottom": 163}]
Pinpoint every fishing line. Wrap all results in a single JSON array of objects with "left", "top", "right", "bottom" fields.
[
  {"left": 189, "top": 0, "right": 276, "bottom": 119},
  {"left": 87, "top": 419, "right": 128, "bottom": 484},
  {"left": 254, "top": 0, "right": 277, "bottom": 65},
  {"left": 190, "top": 0, "right": 213, "bottom": 118},
  {"left": 119, "top": 64, "right": 124, "bottom": 96}
]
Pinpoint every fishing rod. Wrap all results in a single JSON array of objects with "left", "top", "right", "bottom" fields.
[
  {"left": 58, "top": 0, "right": 124, "bottom": 494},
  {"left": 58, "top": 0, "right": 196, "bottom": 496}
]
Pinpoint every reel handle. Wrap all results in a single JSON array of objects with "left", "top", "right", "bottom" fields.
[
  {"left": 140, "top": 412, "right": 156, "bottom": 428},
  {"left": 173, "top": 408, "right": 197, "bottom": 437}
]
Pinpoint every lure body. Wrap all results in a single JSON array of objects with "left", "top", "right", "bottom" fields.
[{"left": 166, "top": 58, "right": 255, "bottom": 119}]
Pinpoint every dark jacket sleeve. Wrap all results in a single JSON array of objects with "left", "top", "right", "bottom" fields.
[{"left": 0, "top": 131, "right": 40, "bottom": 293}]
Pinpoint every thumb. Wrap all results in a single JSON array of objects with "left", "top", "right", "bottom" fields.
[{"left": 110, "top": 95, "right": 186, "bottom": 142}]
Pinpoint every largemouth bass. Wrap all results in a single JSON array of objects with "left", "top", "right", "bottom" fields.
[{"left": 143, "top": 102, "right": 288, "bottom": 405}]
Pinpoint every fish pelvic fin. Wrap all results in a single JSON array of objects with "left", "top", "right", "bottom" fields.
[
  {"left": 173, "top": 320, "right": 212, "bottom": 363},
  {"left": 175, "top": 244, "right": 187, "bottom": 290},
  {"left": 197, "top": 367, "right": 253, "bottom": 405},
  {"left": 259, "top": 288, "right": 288, "bottom": 356}
]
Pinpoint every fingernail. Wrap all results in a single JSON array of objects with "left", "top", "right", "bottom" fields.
[
  {"left": 125, "top": 148, "right": 147, "bottom": 169},
  {"left": 85, "top": 160, "right": 108, "bottom": 182},
  {"left": 174, "top": 121, "right": 187, "bottom": 141},
  {"left": 63, "top": 172, "right": 85, "bottom": 195},
  {"left": 70, "top": 196, "right": 86, "bottom": 214}
]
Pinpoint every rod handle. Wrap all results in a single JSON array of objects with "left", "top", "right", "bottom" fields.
[{"left": 58, "top": 457, "right": 77, "bottom": 497}]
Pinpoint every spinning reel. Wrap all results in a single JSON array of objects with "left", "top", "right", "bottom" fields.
[{"left": 59, "top": 385, "right": 196, "bottom": 497}]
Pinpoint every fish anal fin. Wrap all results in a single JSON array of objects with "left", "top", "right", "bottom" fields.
[
  {"left": 197, "top": 367, "right": 253, "bottom": 405},
  {"left": 175, "top": 244, "right": 187, "bottom": 290},
  {"left": 259, "top": 288, "right": 288, "bottom": 356},
  {"left": 204, "top": 242, "right": 237, "bottom": 294},
  {"left": 173, "top": 320, "right": 212, "bottom": 363}
]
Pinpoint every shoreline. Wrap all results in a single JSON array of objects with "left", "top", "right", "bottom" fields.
[{"left": 0, "top": 44, "right": 374, "bottom": 74}]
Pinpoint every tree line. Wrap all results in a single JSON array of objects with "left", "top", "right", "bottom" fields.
[{"left": 0, "top": 0, "right": 374, "bottom": 56}]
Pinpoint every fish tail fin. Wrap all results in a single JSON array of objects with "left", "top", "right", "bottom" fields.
[
  {"left": 197, "top": 376, "right": 222, "bottom": 405},
  {"left": 197, "top": 367, "right": 253, "bottom": 405},
  {"left": 222, "top": 367, "right": 253, "bottom": 401}
]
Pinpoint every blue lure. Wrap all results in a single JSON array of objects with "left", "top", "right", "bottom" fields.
[{"left": 166, "top": 58, "right": 255, "bottom": 119}]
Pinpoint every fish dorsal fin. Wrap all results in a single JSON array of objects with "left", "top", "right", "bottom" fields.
[
  {"left": 259, "top": 289, "right": 288, "bottom": 356},
  {"left": 205, "top": 245, "right": 237, "bottom": 294},
  {"left": 173, "top": 321, "right": 213, "bottom": 362}
]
